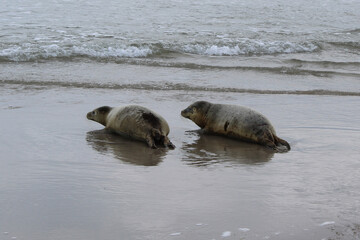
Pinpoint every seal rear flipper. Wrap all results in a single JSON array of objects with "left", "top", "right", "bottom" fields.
[
  {"left": 261, "top": 130, "right": 290, "bottom": 153},
  {"left": 274, "top": 135, "right": 291, "bottom": 152},
  {"left": 263, "top": 139, "right": 288, "bottom": 153},
  {"left": 164, "top": 136, "right": 175, "bottom": 149}
]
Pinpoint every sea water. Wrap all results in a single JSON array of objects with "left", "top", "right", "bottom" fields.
[{"left": 1, "top": 0, "right": 359, "bottom": 93}]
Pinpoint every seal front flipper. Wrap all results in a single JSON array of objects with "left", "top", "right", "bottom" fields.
[
  {"left": 146, "top": 134, "right": 158, "bottom": 149},
  {"left": 151, "top": 128, "right": 176, "bottom": 149}
]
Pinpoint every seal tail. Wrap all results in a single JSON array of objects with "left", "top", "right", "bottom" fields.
[{"left": 263, "top": 129, "right": 290, "bottom": 153}]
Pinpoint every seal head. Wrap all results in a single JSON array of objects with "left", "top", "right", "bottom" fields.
[
  {"left": 87, "top": 106, "right": 112, "bottom": 126},
  {"left": 181, "top": 101, "right": 211, "bottom": 128}
]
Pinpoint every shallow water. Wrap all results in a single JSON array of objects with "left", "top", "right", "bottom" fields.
[{"left": 1, "top": 84, "right": 359, "bottom": 240}]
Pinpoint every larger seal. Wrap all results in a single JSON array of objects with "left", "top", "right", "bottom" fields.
[
  {"left": 87, "top": 105, "right": 175, "bottom": 149},
  {"left": 181, "top": 101, "right": 290, "bottom": 152}
]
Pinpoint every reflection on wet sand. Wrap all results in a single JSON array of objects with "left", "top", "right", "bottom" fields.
[
  {"left": 86, "top": 130, "right": 167, "bottom": 166},
  {"left": 182, "top": 131, "right": 274, "bottom": 167}
]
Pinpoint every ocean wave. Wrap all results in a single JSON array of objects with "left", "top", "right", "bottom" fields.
[
  {"left": 0, "top": 39, "right": 320, "bottom": 62},
  {"left": 0, "top": 44, "right": 153, "bottom": 62},
  {"left": 287, "top": 59, "right": 360, "bottom": 66},
  {"left": 327, "top": 41, "right": 360, "bottom": 50},
  {"left": 1, "top": 46, "right": 358, "bottom": 77},
  {"left": 182, "top": 40, "right": 319, "bottom": 56},
  {"left": 117, "top": 60, "right": 360, "bottom": 77},
  {"left": 1, "top": 79, "right": 359, "bottom": 96},
  {"left": 347, "top": 28, "right": 360, "bottom": 34}
]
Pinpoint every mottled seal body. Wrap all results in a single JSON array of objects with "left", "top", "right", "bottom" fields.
[
  {"left": 181, "top": 101, "right": 290, "bottom": 152},
  {"left": 87, "top": 105, "right": 175, "bottom": 149}
]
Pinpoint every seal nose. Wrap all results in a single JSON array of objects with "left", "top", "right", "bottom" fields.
[
  {"left": 86, "top": 112, "right": 92, "bottom": 119},
  {"left": 181, "top": 108, "right": 192, "bottom": 117},
  {"left": 181, "top": 109, "right": 186, "bottom": 117}
]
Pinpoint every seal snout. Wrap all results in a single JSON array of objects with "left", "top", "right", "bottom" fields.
[
  {"left": 86, "top": 111, "right": 93, "bottom": 120},
  {"left": 181, "top": 107, "right": 192, "bottom": 118}
]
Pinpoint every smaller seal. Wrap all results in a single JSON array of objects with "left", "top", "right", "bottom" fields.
[
  {"left": 87, "top": 105, "right": 175, "bottom": 149},
  {"left": 181, "top": 101, "right": 290, "bottom": 152}
]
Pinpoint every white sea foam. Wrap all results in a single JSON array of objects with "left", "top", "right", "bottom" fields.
[
  {"left": 221, "top": 231, "right": 231, "bottom": 237},
  {"left": 205, "top": 45, "right": 242, "bottom": 55},
  {"left": 0, "top": 44, "right": 153, "bottom": 61},
  {"left": 72, "top": 46, "right": 153, "bottom": 58},
  {"left": 0, "top": 39, "right": 319, "bottom": 62},
  {"left": 238, "top": 228, "right": 250, "bottom": 232},
  {"left": 320, "top": 221, "right": 335, "bottom": 226},
  {"left": 183, "top": 40, "right": 318, "bottom": 56}
]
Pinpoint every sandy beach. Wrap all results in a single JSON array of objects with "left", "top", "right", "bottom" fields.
[{"left": 1, "top": 63, "right": 359, "bottom": 239}]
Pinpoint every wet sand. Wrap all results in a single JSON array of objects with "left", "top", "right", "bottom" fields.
[{"left": 1, "top": 81, "right": 359, "bottom": 240}]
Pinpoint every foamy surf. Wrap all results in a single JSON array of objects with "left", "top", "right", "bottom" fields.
[
  {"left": 221, "top": 231, "right": 232, "bottom": 237},
  {"left": 0, "top": 40, "right": 319, "bottom": 62},
  {"left": 0, "top": 44, "right": 154, "bottom": 62},
  {"left": 320, "top": 221, "right": 335, "bottom": 226},
  {"left": 183, "top": 40, "right": 319, "bottom": 56},
  {"left": 238, "top": 228, "right": 250, "bottom": 232}
]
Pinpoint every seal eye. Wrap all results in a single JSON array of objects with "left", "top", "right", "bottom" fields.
[{"left": 92, "top": 111, "right": 95, "bottom": 115}]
